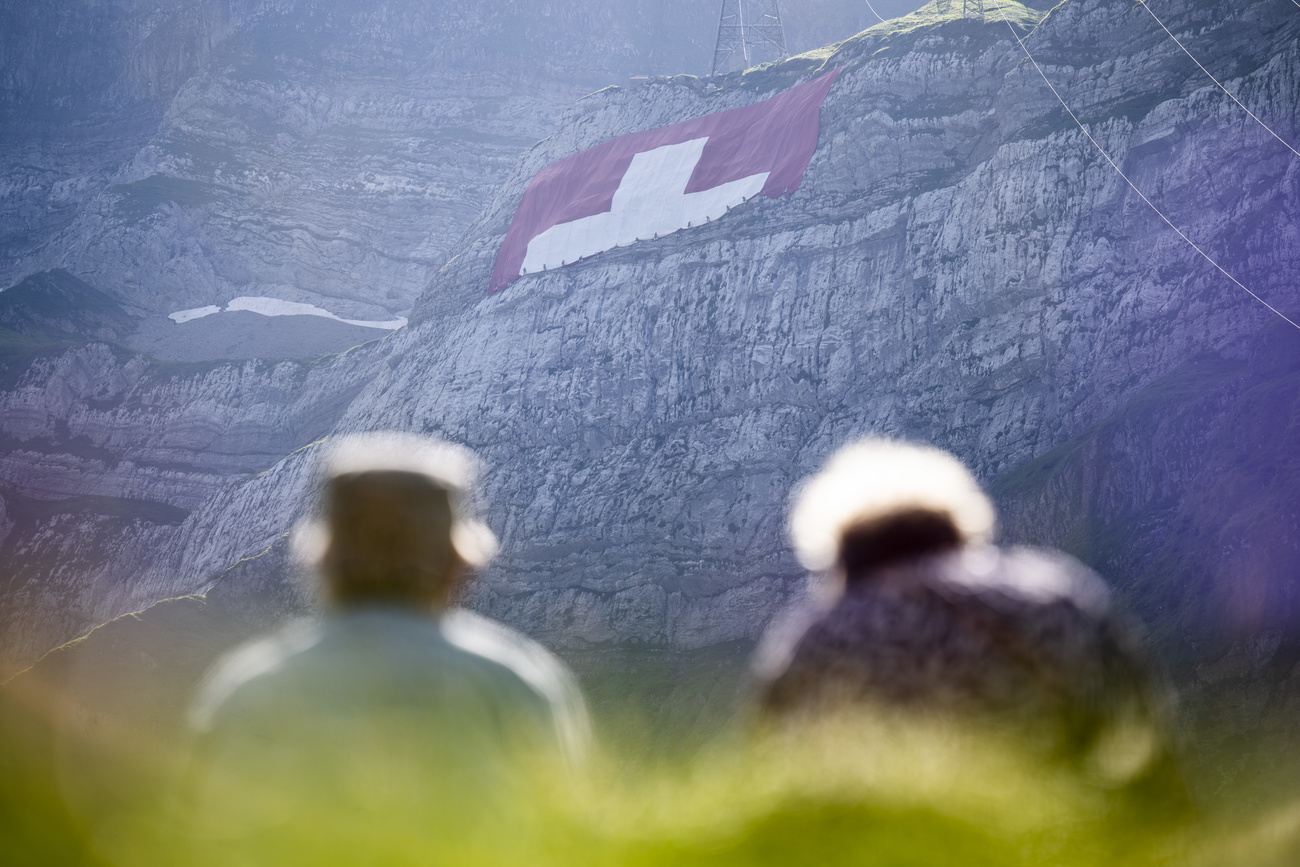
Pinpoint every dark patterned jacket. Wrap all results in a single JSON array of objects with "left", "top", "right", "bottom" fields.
[{"left": 754, "top": 545, "right": 1188, "bottom": 805}]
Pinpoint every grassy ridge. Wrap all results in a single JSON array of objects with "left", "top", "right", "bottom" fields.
[{"left": 4, "top": 587, "right": 1300, "bottom": 865}]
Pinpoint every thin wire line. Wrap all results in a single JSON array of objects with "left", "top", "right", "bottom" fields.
[
  {"left": 992, "top": 7, "right": 1300, "bottom": 331},
  {"left": 1140, "top": 0, "right": 1300, "bottom": 159},
  {"left": 864, "top": 0, "right": 887, "bottom": 24}
]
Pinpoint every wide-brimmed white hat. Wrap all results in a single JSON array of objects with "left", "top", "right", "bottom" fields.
[{"left": 789, "top": 438, "right": 996, "bottom": 572}]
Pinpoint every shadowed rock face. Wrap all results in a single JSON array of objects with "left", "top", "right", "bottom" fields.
[{"left": 1, "top": 0, "right": 1298, "bottom": 678}]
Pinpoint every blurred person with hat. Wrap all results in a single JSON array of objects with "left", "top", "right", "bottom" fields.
[
  {"left": 752, "top": 438, "right": 1191, "bottom": 817},
  {"left": 184, "top": 432, "right": 589, "bottom": 859}
]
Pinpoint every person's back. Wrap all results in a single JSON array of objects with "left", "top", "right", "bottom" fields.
[
  {"left": 759, "top": 545, "right": 1162, "bottom": 766},
  {"left": 183, "top": 433, "right": 589, "bottom": 860},
  {"left": 190, "top": 608, "right": 585, "bottom": 816},
  {"left": 752, "top": 439, "right": 1190, "bottom": 816}
]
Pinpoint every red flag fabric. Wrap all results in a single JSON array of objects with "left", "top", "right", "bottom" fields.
[{"left": 490, "top": 69, "right": 841, "bottom": 292}]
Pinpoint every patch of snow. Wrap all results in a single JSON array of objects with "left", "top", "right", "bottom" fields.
[
  {"left": 225, "top": 296, "right": 407, "bottom": 329},
  {"left": 170, "top": 305, "right": 222, "bottom": 324},
  {"left": 167, "top": 297, "right": 406, "bottom": 330}
]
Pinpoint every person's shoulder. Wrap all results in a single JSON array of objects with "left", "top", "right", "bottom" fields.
[
  {"left": 751, "top": 595, "right": 834, "bottom": 683},
  {"left": 187, "top": 618, "right": 322, "bottom": 733},
  {"left": 933, "top": 545, "right": 1113, "bottom": 617},
  {"left": 442, "top": 609, "right": 577, "bottom": 695},
  {"left": 442, "top": 608, "right": 591, "bottom": 757}
]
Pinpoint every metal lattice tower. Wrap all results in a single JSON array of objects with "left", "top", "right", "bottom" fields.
[
  {"left": 941, "top": 0, "right": 986, "bottom": 17},
  {"left": 710, "top": 0, "right": 789, "bottom": 79}
]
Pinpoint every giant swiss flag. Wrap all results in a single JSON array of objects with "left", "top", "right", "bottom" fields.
[{"left": 490, "top": 69, "right": 841, "bottom": 292}]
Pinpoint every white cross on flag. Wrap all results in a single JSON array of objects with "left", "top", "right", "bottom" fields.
[{"left": 490, "top": 69, "right": 840, "bottom": 292}]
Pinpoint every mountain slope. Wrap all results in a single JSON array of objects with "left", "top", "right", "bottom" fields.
[
  {"left": 146, "top": 0, "right": 1300, "bottom": 653},
  {"left": 2, "top": 0, "right": 1298, "bottom": 680}
]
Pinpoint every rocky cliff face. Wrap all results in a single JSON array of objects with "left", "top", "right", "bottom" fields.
[
  {"left": 2, "top": 0, "right": 1298, "bottom": 680},
  {"left": 0, "top": 0, "right": 880, "bottom": 674},
  {"left": 0, "top": 327, "right": 393, "bottom": 669},
  {"left": 0, "top": 0, "right": 878, "bottom": 334}
]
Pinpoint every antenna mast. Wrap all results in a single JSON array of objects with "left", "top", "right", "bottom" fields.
[{"left": 710, "top": 0, "right": 789, "bottom": 78}]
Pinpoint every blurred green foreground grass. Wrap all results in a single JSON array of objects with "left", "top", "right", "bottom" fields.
[{"left": 2, "top": 600, "right": 1299, "bottom": 866}]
